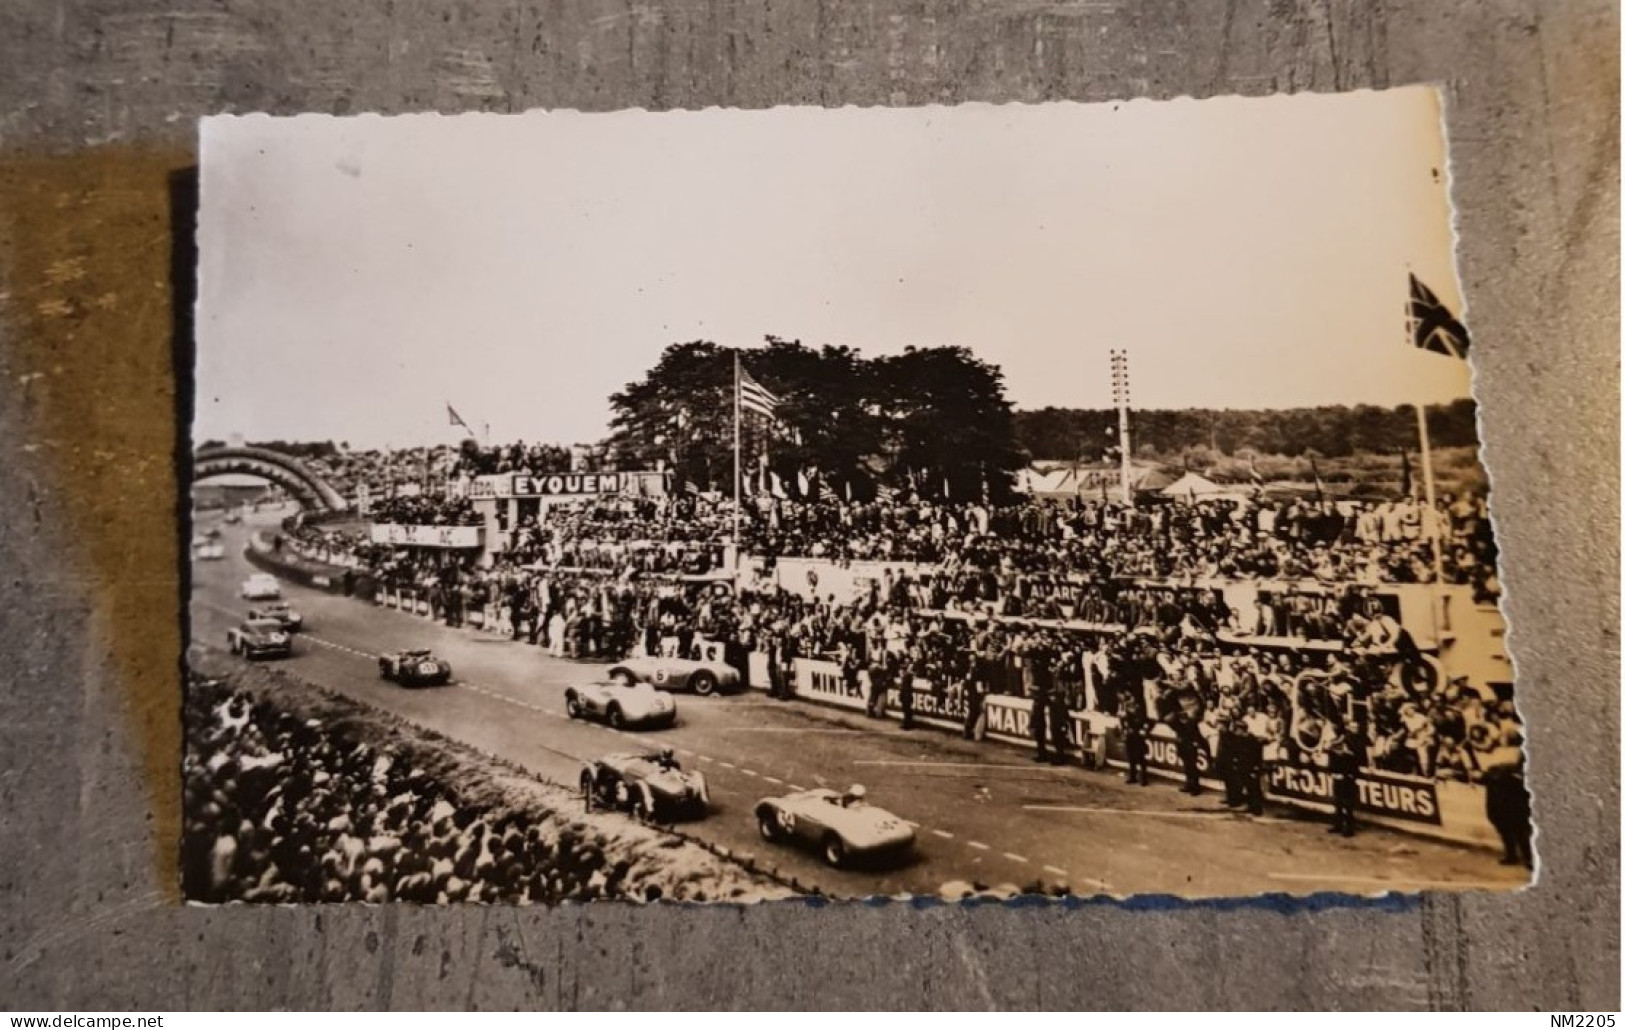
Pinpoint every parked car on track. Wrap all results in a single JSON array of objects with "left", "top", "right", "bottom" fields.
[
  {"left": 605, "top": 655, "right": 740, "bottom": 696},
  {"left": 194, "top": 542, "right": 226, "bottom": 560},
  {"left": 377, "top": 649, "right": 453, "bottom": 687},
  {"left": 579, "top": 748, "right": 710, "bottom": 822},
  {"left": 564, "top": 680, "right": 677, "bottom": 729},
  {"left": 240, "top": 573, "right": 281, "bottom": 600},
  {"left": 226, "top": 618, "right": 293, "bottom": 661},
  {"left": 754, "top": 785, "right": 916, "bottom": 868}
]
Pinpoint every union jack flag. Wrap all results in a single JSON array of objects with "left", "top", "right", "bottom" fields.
[{"left": 1408, "top": 273, "right": 1471, "bottom": 359}]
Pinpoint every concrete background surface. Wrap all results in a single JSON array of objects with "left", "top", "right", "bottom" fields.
[{"left": 0, "top": 0, "right": 1617, "bottom": 1011}]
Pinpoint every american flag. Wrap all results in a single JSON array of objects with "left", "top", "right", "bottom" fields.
[{"left": 739, "top": 369, "right": 780, "bottom": 420}]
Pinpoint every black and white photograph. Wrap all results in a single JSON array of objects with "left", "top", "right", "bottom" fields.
[{"left": 184, "top": 86, "right": 1528, "bottom": 905}]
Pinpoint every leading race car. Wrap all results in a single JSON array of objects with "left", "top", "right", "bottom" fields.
[
  {"left": 605, "top": 655, "right": 740, "bottom": 696},
  {"left": 378, "top": 649, "right": 453, "bottom": 687},
  {"left": 564, "top": 680, "right": 677, "bottom": 730},
  {"left": 580, "top": 748, "right": 710, "bottom": 823},
  {"left": 226, "top": 618, "right": 293, "bottom": 661},
  {"left": 754, "top": 785, "right": 916, "bottom": 868},
  {"left": 247, "top": 600, "right": 303, "bottom": 632},
  {"left": 240, "top": 573, "right": 281, "bottom": 600}
]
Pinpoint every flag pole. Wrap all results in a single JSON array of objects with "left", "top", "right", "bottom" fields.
[
  {"left": 1407, "top": 272, "right": 1451, "bottom": 668},
  {"left": 732, "top": 349, "right": 742, "bottom": 572},
  {"left": 1415, "top": 402, "right": 1448, "bottom": 583}
]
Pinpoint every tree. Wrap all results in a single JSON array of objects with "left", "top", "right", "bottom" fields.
[{"left": 607, "top": 339, "right": 1025, "bottom": 498}]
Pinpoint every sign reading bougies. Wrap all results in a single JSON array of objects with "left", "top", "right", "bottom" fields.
[{"left": 469, "top": 472, "right": 634, "bottom": 499}]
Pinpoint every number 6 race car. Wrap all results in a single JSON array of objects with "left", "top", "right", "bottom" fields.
[
  {"left": 754, "top": 785, "right": 916, "bottom": 868},
  {"left": 377, "top": 649, "right": 453, "bottom": 687},
  {"left": 579, "top": 748, "right": 710, "bottom": 823},
  {"left": 604, "top": 655, "right": 740, "bottom": 696},
  {"left": 564, "top": 680, "right": 677, "bottom": 730}
]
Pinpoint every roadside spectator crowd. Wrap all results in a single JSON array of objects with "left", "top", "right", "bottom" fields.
[{"left": 183, "top": 674, "right": 659, "bottom": 903}]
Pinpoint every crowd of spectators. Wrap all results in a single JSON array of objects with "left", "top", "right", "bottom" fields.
[
  {"left": 735, "top": 490, "right": 1499, "bottom": 600},
  {"left": 183, "top": 674, "right": 656, "bottom": 903},
  {"left": 286, "top": 475, "right": 1507, "bottom": 787},
  {"left": 369, "top": 494, "right": 481, "bottom": 527}
]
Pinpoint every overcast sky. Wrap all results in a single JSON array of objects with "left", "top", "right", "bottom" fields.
[{"left": 197, "top": 87, "right": 1471, "bottom": 450}]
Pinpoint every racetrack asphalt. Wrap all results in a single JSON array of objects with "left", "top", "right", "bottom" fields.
[{"left": 188, "top": 512, "right": 1527, "bottom": 901}]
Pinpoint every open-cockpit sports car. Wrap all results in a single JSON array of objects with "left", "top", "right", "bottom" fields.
[
  {"left": 579, "top": 748, "right": 710, "bottom": 823},
  {"left": 239, "top": 573, "right": 281, "bottom": 600},
  {"left": 247, "top": 601, "right": 303, "bottom": 632},
  {"left": 378, "top": 649, "right": 453, "bottom": 687},
  {"left": 754, "top": 785, "right": 916, "bottom": 868},
  {"left": 604, "top": 655, "right": 740, "bottom": 696},
  {"left": 564, "top": 680, "right": 677, "bottom": 729},
  {"left": 193, "top": 540, "right": 226, "bottom": 560},
  {"left": 226, "top": 619, "right": 293, "bottom": 661}
]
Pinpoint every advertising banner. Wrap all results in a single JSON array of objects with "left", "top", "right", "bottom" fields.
[
  {"left": 1105, "top": 720, "right": 1440, "bottom": 824},
  {"left": 468, "top": 472, "right": 646, "bottom": 499},
  {"left": 369, "top": 524, "right": 483, "bottom": 549},
  {"left": 1268, "top": 763, "right": 1442, "bottom": 825},
  {"left": 795, "top": 658, "right": 869, "bottom": 713}
]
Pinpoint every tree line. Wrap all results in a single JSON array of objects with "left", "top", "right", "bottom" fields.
[{"left": 1014, "top": 398, "right": 1481, "bottom": 462}]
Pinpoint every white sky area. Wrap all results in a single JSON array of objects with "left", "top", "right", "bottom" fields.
[{"left": 196, "top": 87, "right": 1471, "bottom": 450}]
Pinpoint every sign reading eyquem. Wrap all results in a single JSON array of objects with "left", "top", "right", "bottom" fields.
[{"left": 468, "top": 472, "right": 633, "bottom": 500}]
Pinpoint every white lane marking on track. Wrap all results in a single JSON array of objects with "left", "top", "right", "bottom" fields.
[
  {"left": 903, "top": 820, "right": 920, "bottom": 829},
  {"left": 719, "top": 762, "right": 736, "bottom": 770},
  {"left": 711, "top": 727, "right": 862, "bottom": 734},
  {"left": 1043, "top": 865, "right": 1070, "bottom": 878},
  {"left": 932, "top": 829, "right": 954, "bottom": 840},
  {"left": 854, "top": 760, "right": 1070, "bottom": 771},
  {"left": 764, "top": 776, "right": 784, "bottom": 785},
  {"left": 741, "top": 769, "right": 760, "bottom": 777},
  {"left": 697, "top": 756, "right": 714, "bottom": 763},
  {"left": 1003, "top": 852, "right": 1029, "bottom": 864},
  {"left": 966, "top": 841, "right": 990, "bottom": 851},
  {"left": 677, "top": 748, "right": 695, "bottom": 756},
  {"left": 1024, "top": 805, "right": 1264, "bottom": 820},
  {"left": 1266, "top": 872, "right": 1522, "bottom": 890},
  {"left": 788, "top": 784, "right": 806, "bottom": 791}
]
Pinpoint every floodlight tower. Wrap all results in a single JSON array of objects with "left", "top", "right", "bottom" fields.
[{"left": 1110, "top": 350, "right": 1133, "bottom": 505}]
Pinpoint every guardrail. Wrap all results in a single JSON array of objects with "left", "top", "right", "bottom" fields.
[{"left": 244, "top": 538, "right": 375, "bottom": 601}]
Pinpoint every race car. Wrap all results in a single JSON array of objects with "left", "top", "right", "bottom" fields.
[
  {"left": 240, "top": 573, "right": 281, "bottom": 600},
  {"left": 226, "top": 618, "right": 293, "bottom": 661},
  {"left": 605, "top": 655, "right": 740, "bottom": 696},
  {"left": 223, "top": 512, "right": 242, "bottom": 525},
  {"left": 378, "top": 649, "right": 453, "bottom": 687},
  {"left": 247, "top": 601, "right": 303, "bottom": 632},
  {"left": 194, "top": 542, "right": 226, "bottom": 561},
  {"left": 564, "top": 680, "right": 677, "bottom": 730},
  {"left": 754, "top": 785, "right": 916, "bottom": 868},
  {"left": 579, "top": 748, "right": 710, "bottom": 823}
]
